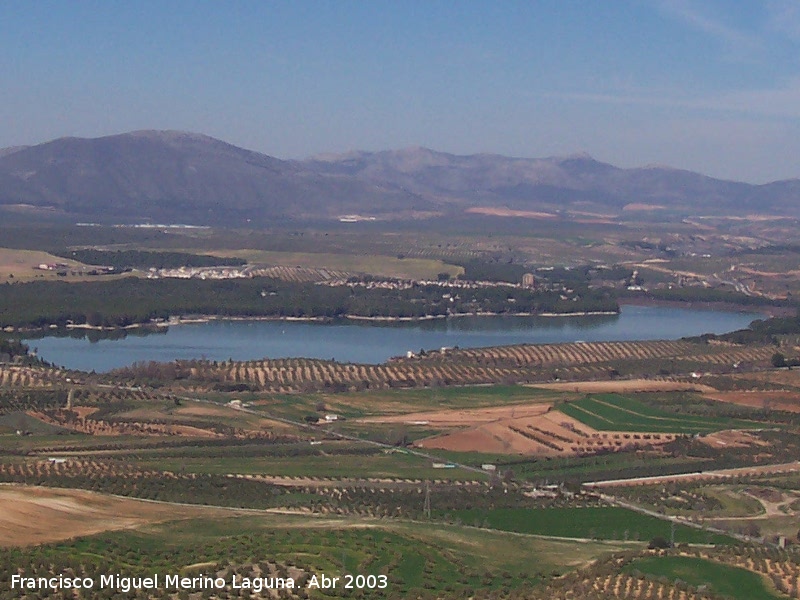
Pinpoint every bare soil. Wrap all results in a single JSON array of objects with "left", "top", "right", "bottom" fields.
[
  {"left": 465, "top": 207, "right": 558, "bottom": 219},
  {"left": 699, "top": 429, "right": 768, "bottom": 449},
  {"left": 27, "top": 408, "right": 221, "bottom": 438},
  {"left": 622, "top": 203, "right": 666, "bottom": 211},
  {"left": 410, "top": 407, "right": 675, "bottom": 456},
  {"left": 358, "top": 403, "right": 552, "bottom": 427},
  {"left": 0, "top": 485, "right": 218, "bottom": 546},
  {"left": 703, "top": 390, "right": 800, "bottom": 413}
]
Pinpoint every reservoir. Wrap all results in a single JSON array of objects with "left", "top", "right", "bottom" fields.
[{"left": 24, "top": 305, "right": 762, "bottom": 373}]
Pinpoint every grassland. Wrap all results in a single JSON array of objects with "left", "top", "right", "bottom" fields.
[
  {"left": 559, "top": 393, "right": 763, "bottom": 434},
  {"left": 249, "top": 384, "right": 562, "bottom": 421},
  {"left": 440, "top": 506, "right": 735, "bottom": 544},
  {"left": 0, "top": 505, "right": 634, "bottom": 598},
  {"left": 623, "top": 555, "right": 785, "bottom": 599},
  {"left": 0, "top": 248, "right": 89, "bottom": 283},
  {"left": 196, "top": 248, "right": 465, "bottom": 280},
  {"left": 131, "top": 448, "right": 476, "bottom": 480}
]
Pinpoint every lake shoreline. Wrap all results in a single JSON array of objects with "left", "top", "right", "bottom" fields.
[
  {"left": 7, "top": 298, "right": 777, "bottom": 337},
  {"left": 6, "top": 308, "right": 622, "bottom": 334},
  {"left": 618, "top": 297, "right": 784, "bottom": 318},
  {"left": 22, "top": 306, "right": 763, "bottom": 373}
]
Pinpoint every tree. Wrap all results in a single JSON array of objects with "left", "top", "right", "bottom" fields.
[
  {"left": 772, "top": 352, "right": 787, "bottom": 368},
  {"left": 648, "top": 536, "right": 671, "bottom": 549}
]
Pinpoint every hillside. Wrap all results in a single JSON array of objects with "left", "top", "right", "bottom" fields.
[
  {"left": 307, "top": 147, "right": 800, "bottom": 216},
  {"left": 0, "top": 131, "right": 428, "bottom": 225},
  {"left": 1, "top": 131, "right": 798, "bottom": 225}
]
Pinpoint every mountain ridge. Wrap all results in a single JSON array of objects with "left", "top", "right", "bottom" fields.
[{"left": 1, "top": 131, "right": 798, "bottom": 225}]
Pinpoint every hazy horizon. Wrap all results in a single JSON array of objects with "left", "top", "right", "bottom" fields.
[
  {"left": 3, "top": 1, "right": 799, "bottom": 184},
  {"left": 5, "top": 128, "right": 800, "bottom": 187}
]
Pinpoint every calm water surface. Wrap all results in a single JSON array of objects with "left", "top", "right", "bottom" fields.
[{"left": 24, "top": 305, "right": 762, "bottom": 372}]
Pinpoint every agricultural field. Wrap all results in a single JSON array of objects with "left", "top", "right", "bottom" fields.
[
  {"left": 104, "top": 339, "right": 779, "bottom": 395},
  {"left": 0, "top": 486, "right": 228, "bottom": 547},
  {"left": 194, "top": 248, "right": 465, "bottom": 280},
  {"left": 438, "top": 506, "right": 734, "bottom": 544},
  {"left": 623, "top": 554, "right": 785, "bottom": 599},
  {"left": 3, "top": 271, "right": 800, "bottom": 598},
  {"left": 0, "top": 502, "right": 641, "bottom": 599},
  {"left": 249, "top": 384, "right": 558, "bottom": 422},
  {"left": 0, "top": 248, "right": 90, "bottom": 283},
  {"left": 527, "top": 545, "right": 800, "bottom": 599},
  {"left": 558, "top": 393, "right": 764, "bottom": 434},
  {"left": 704, "top": 390, "right": 800, "bottom": 413}
]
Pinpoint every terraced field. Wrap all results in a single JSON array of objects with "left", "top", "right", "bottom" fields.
[
  {"left": 413, "top": 405, "right": 679, "bottom": 456},
  {"left": 2, "top": 335, "right": 799, "bottom": 599},
  {"left": 107, "top": 339, "right": 777, "bottom": 394},
  {"left": 0, "top": 365, "right": 71, "bottom": 388}
]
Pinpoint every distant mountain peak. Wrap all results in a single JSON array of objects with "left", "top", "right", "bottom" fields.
[
  {"left": 125, "top": 129, "right": 227, "bottom": 143},
  {"left": 1, "top": 130, "right": 798, "bottom": 224},
  {"left": 641, "top": 162, "right": 680, "bottom": 170},
  {"left": 560, "top": 151, "right": 595, "bottom": 161},
  {"left": 0, "top": 145, "right": 29, "bottom": 158}
]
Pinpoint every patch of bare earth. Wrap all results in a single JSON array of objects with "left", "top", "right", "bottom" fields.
[
  {"left": 740, "top": 370, "right": 800, "bottom": 388},
  {"left": 27, "top": 408, "right": 221, "bottom": 438},
  {"left": 0, "top": 486, "right": 218, "bottom": 546},
  {"left": 704, "top": 390, "right": 800, "bottom": 413},
  {"left": 622, "top": 203, "right": 666, "bottom": 211},
  {"left": 413, "top": 408, "right": 675, "bottom": 456},
  {"left": 117, "top": 404, "right": 279, "bottom": 429},
  {"left": 465, "top": 207, "right": 557, "bottom": 219},
  {"left": 699, "top": 430, "right": 768, "bottom": 449},
  {"left": 175, "top": 404, "right": 241, "bottom": 417},
  {"left": 358, "top": 403, "right": 551, "bottom": 427}
]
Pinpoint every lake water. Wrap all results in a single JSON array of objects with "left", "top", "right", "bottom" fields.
[{"left": 23, "top": 305, "right": 762, "bottom": 373}]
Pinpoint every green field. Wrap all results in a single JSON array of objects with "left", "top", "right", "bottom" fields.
[
  {"left": 559, "top": 393, "right": 762, "bottom": 434},
  {"left": 441, "top": 506, "right": 734, "bottom": 544},
  {"left": 248, "top": 384, "right": 562, "bottom": 422},
  {"left": 133, "top": 449, "right": 479, "bottom": 480},
  {"left": 624, "top": 555, "right": 784, "bottom": 599},
  {"left": 0, "top": 513, "right": 633, "bottom": 598}
]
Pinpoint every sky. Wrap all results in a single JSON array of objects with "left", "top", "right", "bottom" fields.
[{"left": 2, "top": 0, "right": 799, "bottom": 183}]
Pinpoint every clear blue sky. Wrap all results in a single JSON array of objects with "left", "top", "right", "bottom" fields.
[{"left": 2, "top": 0, "right": 798, "bottom": 182}]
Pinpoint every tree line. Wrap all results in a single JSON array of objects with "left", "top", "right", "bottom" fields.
[
  {"left": 0, "top": 277, "right": 619, "bottom": 329},
  {"left": 53, "top": 248, "right": 246, "bottom": 269}
]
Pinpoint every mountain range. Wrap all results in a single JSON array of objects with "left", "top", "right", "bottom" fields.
[{"left": 0, "top": 130, "right": 798, "bottom": 225}]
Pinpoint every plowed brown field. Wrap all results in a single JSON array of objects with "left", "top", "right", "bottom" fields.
[
  {"left": 400, "top": 406, "right": 676, "bottom": 456},
  {"left": 704, "top": 390, "right": 800, "bottom": 413},
  {"left": 358, "top": 403, "right": 552, "bottom": 427},
  {"left": 0, "top": 486, "right": 224, "bottom": 546}
]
